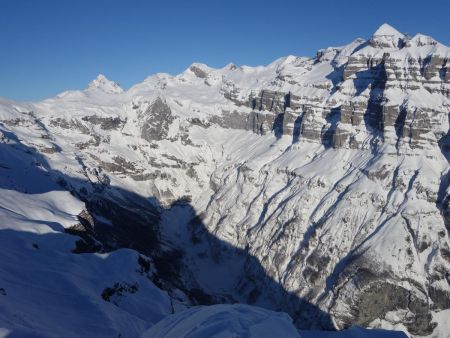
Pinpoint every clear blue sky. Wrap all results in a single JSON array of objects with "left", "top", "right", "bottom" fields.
[{"left": 1, "top": 0, "right": 449, "bottom": 101}]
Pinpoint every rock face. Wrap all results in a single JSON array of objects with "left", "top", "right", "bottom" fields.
[
  {"left": 0, "top": 23, "right": 450, "bottom": 337},
  {"left": 140, "top": 98, "right": 174, "bottom": 142}
]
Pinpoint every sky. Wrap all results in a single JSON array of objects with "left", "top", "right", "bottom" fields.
[{"left": 1, "top": 0, "right": 449, "bottom": 101}]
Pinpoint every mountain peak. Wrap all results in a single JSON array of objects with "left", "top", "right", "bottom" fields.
[
  {"left": 87, "top": 74, "right": 123, "bottom": 94},
  {"left": 373, "top": 23, "right": 403, "bottom": 37},
  {"left": 187, "top": 63, "right": 213, "bottom": 79},
  {"left": 369, "top": 23, "right": 405, "bottom": 48}
]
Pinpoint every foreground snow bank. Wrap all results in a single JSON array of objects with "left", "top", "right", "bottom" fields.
[
  {"left": 142, "top": 304, "right": 408, "bottom": 338},
  {"left": 142, "top": 304, "right": 299, "bottom": 338},
  {"left": 299, "top": 326, "right": 408, "bottom": 338}
]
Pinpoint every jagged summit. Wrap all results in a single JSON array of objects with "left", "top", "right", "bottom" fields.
[
  {"left": 86, "top": 74, "right": 123, "bottom": 94},
  {"left": 372, "top": 23, "right": 403, "bottom": 37}
]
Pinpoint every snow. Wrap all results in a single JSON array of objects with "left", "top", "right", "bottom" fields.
[
  {"left": 300, "top": 326, "right": 407, "bottom": 338},
  {"left": 0, "top": 231, "right": 171, "bottom": 337},
  {"left": 87, "top": 74, "right": 124, "bottom": 94},
  {"left": 142, "top": 304, "right": 300, "bottom": 338},
  {"left": 0, "top": 22, "right": 448, "bottom": 338},
  {"left": 0, "top": 122, "right": 172, "bottom": 337},
  {"left": 142, "top": 304, "right": 408, "bottom": 338},
  {"left": 427, "top": 309, "right": 450, "bottom": 338},
  {"left": 373, "top": 23, "right": 403, "bottom": 37}
]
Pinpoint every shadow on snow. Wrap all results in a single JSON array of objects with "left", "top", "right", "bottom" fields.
[{"left": 0, "top": 123, "right": 335, "bottom": 330}]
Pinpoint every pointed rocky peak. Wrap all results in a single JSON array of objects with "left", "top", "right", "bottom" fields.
[
  {"left": 373, "top": 23, "right": 403, "bottom": 37},
  {"left": 370, "top": 23, "right": 405, "bottom": 49},
  {"left": 87, "top": 74, "right": 124, "bottom": 94}
]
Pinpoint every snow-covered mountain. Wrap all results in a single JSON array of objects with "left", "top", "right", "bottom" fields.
[{"left": 0, "top": 23, "right": 449, "bottom": 337}]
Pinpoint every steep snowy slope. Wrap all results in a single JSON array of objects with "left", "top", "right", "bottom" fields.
[{"left": 0, "top": 23, "right": 449, "bottom": 337}]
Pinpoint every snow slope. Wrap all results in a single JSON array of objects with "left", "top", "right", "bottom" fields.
[{"left": 142, "top": 304, "right": 408, "bottom": 338}]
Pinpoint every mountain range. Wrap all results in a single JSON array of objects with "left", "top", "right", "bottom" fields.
[{"left": 0, "top": 23, "right": 449, "bottom": 337}]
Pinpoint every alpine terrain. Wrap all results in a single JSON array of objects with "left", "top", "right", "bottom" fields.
[{"left": 0, "top": 23, "right": 449, "bottom": 337}]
